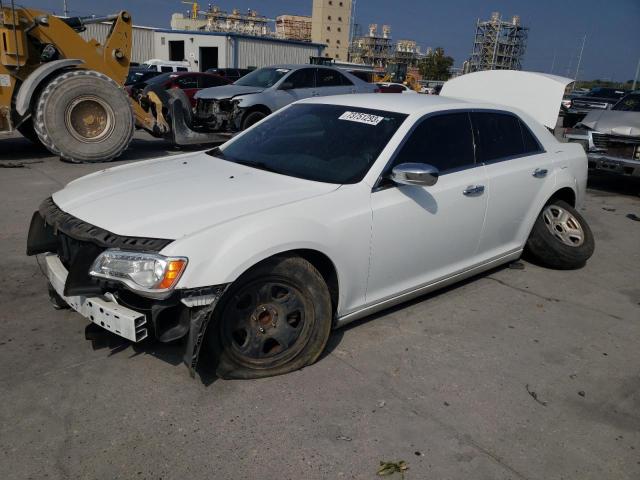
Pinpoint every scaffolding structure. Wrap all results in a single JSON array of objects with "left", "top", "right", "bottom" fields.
[
  {"left": 201, "top": 6, "right": 274, "bottom": 36},
  {"left": 467, "top": 12, "right": 528, "bottom": 72},
  {"left": 171, "top": 3, "right": 276, "bottom": 36},
  {"left": 348, "top": 24, "right": 393, "bottom": 67},
  {"left": 275, "top": 15, "right": 312, "bottom": 42}
]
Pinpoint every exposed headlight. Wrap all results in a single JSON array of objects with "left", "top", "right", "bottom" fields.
[{"left": 90, "top": 250, "right": 187, "bottom": 296}]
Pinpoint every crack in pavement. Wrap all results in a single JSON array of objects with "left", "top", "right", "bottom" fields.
[{"left": 485, "top": 276, "right": 624, "bottom": 321}]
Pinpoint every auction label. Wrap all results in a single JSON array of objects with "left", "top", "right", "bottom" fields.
[
  {"left": 0, "top": 74, "right": 10, "bottom": 87},
  {"left": 339, "top": 111, "right": 384, "bottom": 126}
]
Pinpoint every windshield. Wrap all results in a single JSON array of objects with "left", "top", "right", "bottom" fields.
[
  {"left": 234, "top": 67, "right": 290, "bottom": 88},
  {"left": 588, "top": 88, "right": 625, "bottom": 99},
  {"left": 207, "top": 104, "right": 407, "bottom": 184},
  {"left": 613, "top": 94, "right": 640, "bottom": 112},
  {"left": 125, "top": 70, "right": 159, "bottom": 85}
]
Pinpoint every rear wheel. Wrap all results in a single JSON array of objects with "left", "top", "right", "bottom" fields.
[
  {"left": 208, "top": 256, "right": 332, "bottom": 379},
  {"left": 34, "top": 70, "right": 134, "bottom": 163},
  {"left": 526, "top": 200, "right": 595, "bottom": 269}
]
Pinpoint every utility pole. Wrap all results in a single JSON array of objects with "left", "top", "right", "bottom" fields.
[
  {"left": 63, "top": 0, "right": 68, "bottom": 17},
  {"left": 573, "top": 34, "right": 587, "bottom": 91},
  {"left": 633, "top": 57, "right": 640, "bottom": 91},
  {"left": 550, "top": 50, "right": 556, "bottom": 74}
]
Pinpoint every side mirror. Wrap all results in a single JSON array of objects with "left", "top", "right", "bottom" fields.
[
  {"left": 279, "top": 81, "right": 294, "bottom": 90},
  {"left": 391, "top": 163, "right": 439, "bottom": 187}
]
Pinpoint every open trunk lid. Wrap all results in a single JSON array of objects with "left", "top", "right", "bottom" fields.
[{"left": 441, "top": 71, "right": 573, "bottom": 129}]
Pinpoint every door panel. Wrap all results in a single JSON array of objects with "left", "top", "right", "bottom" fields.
[
  {"left": 367, "top": 167, "right": 488, "bottom": 304},
  {"left": 472, "top": 112, "right": 555, "bottom": 258},
  {"left": 366, "top": 111, "right": 487, "bottom": 305}
]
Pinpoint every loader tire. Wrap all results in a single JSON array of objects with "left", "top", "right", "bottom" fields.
[{"left": 34, "top": 70, "right": 134, "bottom": 163}]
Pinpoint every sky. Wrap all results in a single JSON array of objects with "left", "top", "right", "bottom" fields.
[{"left": 21, "top": 0, "right": 640, "bottom": 82}]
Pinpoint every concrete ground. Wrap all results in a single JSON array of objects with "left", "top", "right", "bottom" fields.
[{"left": 1, "top": 132, "right": 639, "bottom": 480}]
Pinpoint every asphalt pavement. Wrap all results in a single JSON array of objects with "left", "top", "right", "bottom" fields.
[{"left": 1, "top": 131, "right": 639, "bottom": 480}]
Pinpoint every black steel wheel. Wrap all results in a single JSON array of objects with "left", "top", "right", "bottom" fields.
[{"left": 209, "top": 256, "right": 332, "bottom": 379}]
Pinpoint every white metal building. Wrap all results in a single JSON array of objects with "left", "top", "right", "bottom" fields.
[
  {"left": 79, "top": 23, "right": 156, "bottom": 64},
  {"left": 154, "top": 30, "right": 325, "bottom": 71}
]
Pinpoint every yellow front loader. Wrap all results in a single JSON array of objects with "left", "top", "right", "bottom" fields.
[{"left": 0, "top": 6, "right": 177, "bottom": 162}]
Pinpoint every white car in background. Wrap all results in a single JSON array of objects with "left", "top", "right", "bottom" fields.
[
  {"left": 376, "top": 82, "right": 418, "bottom": 94},
  {"left": 27, "top": 71, "right": 594, "bottom": 379}
]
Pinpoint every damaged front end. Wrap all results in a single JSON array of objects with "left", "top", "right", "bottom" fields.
[
  {"left": 27, "top": 198, "right": 228, "bottom": 376},
  {"left": 195, "top": 97, "right": 245, "bottom": 132}
]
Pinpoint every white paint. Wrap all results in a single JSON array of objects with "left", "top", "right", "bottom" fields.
[
  {"left": 441, "top": 70, "right": 573, "bottom": 129},
  {"left": 50, "top": 93, "right": 587, "bottom": 318}
]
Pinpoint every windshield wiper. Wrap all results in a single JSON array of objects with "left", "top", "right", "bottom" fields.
[
  {"left": 206, "top": 146, "right": 226, "bottom": 159},
  {"left": 234, "top": 160, "right": 279, "bottom": 174}
]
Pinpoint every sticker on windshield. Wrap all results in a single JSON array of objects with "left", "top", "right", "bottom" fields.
[{"left": 339, "top": 111, "right": 384, "bottom": 126}]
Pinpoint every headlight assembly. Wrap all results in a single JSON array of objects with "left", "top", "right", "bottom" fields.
[{"left": 90, "top": 250, "right": 187, "bottom": 297}]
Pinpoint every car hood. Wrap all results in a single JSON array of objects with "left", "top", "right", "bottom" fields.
[
  {"left": 194, "top": 84, "right": 265, "bottom": 100},
  {"left": 580, "top": 110, "right": 640, "bottom": 137},
  {"left": 52, "top": 152, "right": 338, "bottom": 240}
]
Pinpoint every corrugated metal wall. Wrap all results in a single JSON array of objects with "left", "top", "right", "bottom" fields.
[
  {"left": 235, "top": 38, "right": 321, "bottom": 68},
  {"left": 80, "top": 24, "right": 155, "bottom": 64}
]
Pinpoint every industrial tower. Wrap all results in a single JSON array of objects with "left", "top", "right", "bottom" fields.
[{"left": 467, "top": 12, "right": 528, "bottom": 72}]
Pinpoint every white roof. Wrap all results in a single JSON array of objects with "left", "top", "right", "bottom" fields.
[{"left": 301, "top": 94, "right": 469, "bottom": 115}]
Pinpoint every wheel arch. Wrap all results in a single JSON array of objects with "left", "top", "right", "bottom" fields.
[
  {"left": 546, "top": 186, "right": 577, "bottom": 207},
  {"left": 230, "top": 248, "right": 340, "bottom": 320},
  {"left": 14, "top": 59, "right": 84, "bottom": 116}
]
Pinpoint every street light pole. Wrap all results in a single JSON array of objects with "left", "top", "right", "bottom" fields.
[
  {"left": 632, "top": 57, "right": 640, "bottom": 91},
  {"left": 573, "top": 34, "right": 587, "bottom": 92},
  {"left": 63, "top": 0, "right": 68, "bottom": 17}
]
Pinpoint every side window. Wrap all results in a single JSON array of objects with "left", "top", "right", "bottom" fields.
[
  {"left": 200, "top": 75, "right": 227, "bottom": 88},
  {"left": 317, "top": 69, "right": 342, "bottom": 87},
  {"left": 160, "top": 66, "right": 172, "bottom": 72},
  {"left": 393, "top": 113, "right": 475, "bottom": 173},
  {"left": 472, "top": 112, "right": 527, "bottom": 162},
  {"left": 520, "top": 120, "right": 542, "bottom": 154},
  {"left": 176, "top": 67, "right": 188, "bottom": 72},
  {"left": 286, "top": 68, "right": 315, "bottom": 89},
  {"left": 338, "top": 72, "right": 354, "bottom": 86},
  {"left": 176, "top": 75, "right": 197, "bottom": 89}
]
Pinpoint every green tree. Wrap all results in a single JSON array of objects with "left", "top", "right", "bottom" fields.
[{"left": 419, "top": 47, "right": 454, "bottom": 81}]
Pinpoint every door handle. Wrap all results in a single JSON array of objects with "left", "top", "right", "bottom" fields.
[
  {"left": 533, "top": 168, "right": 548, "bottom": 178},
  {"left": 463, "top": 185, "right": 485, "bottom": 196}
]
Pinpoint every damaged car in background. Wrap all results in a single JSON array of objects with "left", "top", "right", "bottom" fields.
[
  {"left": 565, "top": 91, "right": 640, "bottom": 177},
  {"left": 27, "top": 71, "right": 594, "bottom": 380},
  {"left": 192, "top": 64, "right": 376, "bottom": 131}
]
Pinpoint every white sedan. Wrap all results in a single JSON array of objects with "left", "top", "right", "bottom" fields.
[{"left": 28, "top": 71, "right": 594, "bottom": 379}]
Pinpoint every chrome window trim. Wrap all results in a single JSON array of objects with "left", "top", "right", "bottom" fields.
[{"left": 372, "top": 109, "right": 478, "bottom": 192}]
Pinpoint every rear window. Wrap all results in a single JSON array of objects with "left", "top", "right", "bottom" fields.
[{"left": 472, "top": 112, "right": 541, "bottom": 163}]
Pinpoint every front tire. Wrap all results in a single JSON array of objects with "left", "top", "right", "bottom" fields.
[
  {"left": 208, "top": 256, "right": 332, "bottom": 379},
  {"left": 34, "top": 70, "right": 134, "bottom": 163},
  {"left": 241, "top": 110, "right": 267, "bottom": 130},
  {"left": 526, "top": 200, "right": 595, "bottom": 269}
]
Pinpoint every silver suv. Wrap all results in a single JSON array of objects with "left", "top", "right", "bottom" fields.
[{"left": 193, "top": 64, "right": 377, "bottom": 131}]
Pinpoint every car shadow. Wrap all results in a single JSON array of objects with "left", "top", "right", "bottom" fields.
[
  {"left": 85, "top": 262, "right": 520, "bottom": 386},
  {"left": 586, "top": 172, "right": 640, "bottom": 197}
]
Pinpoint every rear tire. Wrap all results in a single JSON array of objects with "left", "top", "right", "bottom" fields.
[
  {"left": 34, "top": 69, "right": 134, "bottom": 163},
  {"left": 208, "top": 255, "right": 332, "bottom": 379},
  {"left": 526, "top": 200, "right": 595, "bottom": 269}
]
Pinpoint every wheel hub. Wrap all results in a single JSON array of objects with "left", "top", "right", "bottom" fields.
[
  {"left": 65, "top": 95, "right": 115, "bottom": 143},
  {"left": 222, "top": 280, "right": 308, "bottom": 362},
  {"left": 542, "top": 204, "right": 585, "bottom": 247}
]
